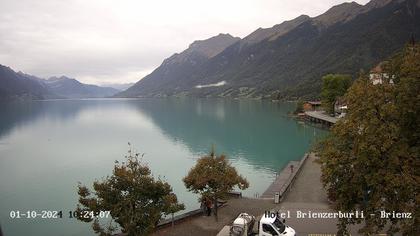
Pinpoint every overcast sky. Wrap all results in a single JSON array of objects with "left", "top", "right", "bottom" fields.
[{"left": 0, "top": 0, "right": 370, "bottom": 85}]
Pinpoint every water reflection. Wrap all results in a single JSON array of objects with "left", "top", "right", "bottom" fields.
[
  {"left": 0, "top": 98, "right": 325, "bottom": 170},
  {"left": 126, "top": 98, "right": 325, "bottom": 170},
  {"left": 0, "top": 98, "right": 326, "bottom": 236}
]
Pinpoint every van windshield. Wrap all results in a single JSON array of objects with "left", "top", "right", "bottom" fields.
[{"left": 273, "top": 218, "right": 286, "bottom": 233}]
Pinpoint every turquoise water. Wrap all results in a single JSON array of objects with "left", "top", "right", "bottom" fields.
[{"left": 0, "top": 98, "right": 327, "bottom": 236}]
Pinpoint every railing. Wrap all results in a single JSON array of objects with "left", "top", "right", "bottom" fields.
[{"left": 156, "top": 191, "right": 238, "bottom": 229}]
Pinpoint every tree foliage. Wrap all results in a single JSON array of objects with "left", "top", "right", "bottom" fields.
[
  {"left": 183, "top": 148, "right": 249, "bottom": 221},
  {"left": 321, "top": 74, "right": 352, "bottom": 115},
  {"left": 317, "top": 45, "right": 420, "bottom": 235},
  {"left": 294, "top": 99, "right": 305, "bottom": 114},
  {"left": 77, "top": 145, "right": 185, "bottom": 236}
]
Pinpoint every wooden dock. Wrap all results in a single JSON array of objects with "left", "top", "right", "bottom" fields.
[
  {"left": 305, "top": 111, "right": 338, "bottom": 126},
  {"left": 260, "top": 154, "right": 309, "bottom": 200}
]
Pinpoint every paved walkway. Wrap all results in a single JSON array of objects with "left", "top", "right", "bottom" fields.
[
  {"left": 261, "top": 161, "right": 300, "bottom": 198},
  {"left": 272, "top": 153, "right": 339, "bottom": 235},
  {"left": 272, "top": 153, "right": 386, "bottom": 235},
  {"left": 281, "top": 153, "right": 328, "bottom": 204}
]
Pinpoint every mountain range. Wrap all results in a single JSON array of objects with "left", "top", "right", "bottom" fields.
[
  {"left": 118, "top": 0, "right": 420, "bottom": 99},
  {"left": 0, "top": 65, "right": 120, "bottom": 100},
  {"left": 42, "top": 76, "right": 119, "bottom": 99},
  {"left": 100, "top": 82, "right": 135, "bottom": 91},
  {"left": 1, "top": 0, "right": 419, "bottom": 100}
]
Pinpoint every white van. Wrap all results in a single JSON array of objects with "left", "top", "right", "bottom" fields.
[
  {"left": 217, "top": 212, "right": 296, "bottom": 236},
  {"left": 258, "top": 214, "right": 296, "bottom": 236}
]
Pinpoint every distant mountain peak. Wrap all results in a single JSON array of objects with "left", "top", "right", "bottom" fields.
[
  {"left": 48, "top": 76, "right": 61, "bottom": 81},
  {"left": 243, "top": 14, "right": 310, "bottom": 45},
  {"left": 297, "top": 14, "right": 311, "bottom": 20},
  {"left": 365, "top": 0, "right": 394, "bottom": 10},
  {"left": 314, "top": 1, "right": 364, "bottom": 27},
  {"left": 161, "top": 33, "right": 240, "bottom": 67},
  {"left": 187, "top": 33, "right": 240, "bottom": 58},
  {"left": 47, "top": 75, "right": 80, "bottom": 84},
  {"left": 48, "top": 75, "right": 71, "bottom": 80},
  {"left": 100, "top": 82, "right": 134, "bottom": 91},
  {"left": 43, "top": 75, "right": 119, "bottom": 98},
  {"left": 0, "top": 65, "right": 57, "bottom": 100},
  {"left": 313, "top": 0, "right": 408, "bottom": 27}
]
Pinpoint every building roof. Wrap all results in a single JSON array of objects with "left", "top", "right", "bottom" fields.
[
  {"left": 307, "top": 101, "right": 322, "bottom": 105},
  {"left": 370, "top": 62, "right": 387, "bottom": 74}
]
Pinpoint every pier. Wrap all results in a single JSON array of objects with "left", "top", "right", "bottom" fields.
[
  {"left": 304, "top": 111, "right": 338, "bottom": 126},
  {"left": 260, "top": 154, "right": 309, "bottom": 200}
]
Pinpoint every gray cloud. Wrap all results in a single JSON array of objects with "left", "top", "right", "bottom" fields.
[{"left": 0, "top": 0, "right": 370, "bottom": 84}]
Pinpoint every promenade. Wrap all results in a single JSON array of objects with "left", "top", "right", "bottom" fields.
[
  {"left": 152, "top": 154, "right": 310, "bottom": 236},
  {"left": 152, "top": 153, "right": 394, "bottom": 236},
  {"left": 272, "top": 153, "right": 337, "bottom": 234},
  {"left": 272, "top": 153, "right": 391, "bottom": 235},
  {"left": 152, "top": 153, "right": 336, "bottom": 236},
  {"left": 152, "top": 198, "right": 277, "bottom": 236},
  {"left": 281, "top": 153, "right": 328, "bottom": 203}
]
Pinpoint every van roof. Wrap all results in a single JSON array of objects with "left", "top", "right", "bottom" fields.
[
  {"left": 233, "top": 218, "right": 246, "bottom": 225},
  {"left": 260, "top": 214, "right": 276, "bottom": 224}
]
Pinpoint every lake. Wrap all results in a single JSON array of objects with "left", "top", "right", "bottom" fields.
[{"left": 0, "top": 98, "right": 327, "bottom": 236}]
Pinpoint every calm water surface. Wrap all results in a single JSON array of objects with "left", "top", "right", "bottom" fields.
[{"left": 0, "top": 98, "right": 327, "bottom": 236}]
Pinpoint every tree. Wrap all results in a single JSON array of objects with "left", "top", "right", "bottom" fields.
[
  {"left": 294, "top": 99, "right": 305, "bottom": 114},
  {"left": 316, "top": 45, "right": 419, "bottom": 235},
  {"left": 321, "top": 74, "right": 352, "bottom": 115},
  {"left": 183, "top": 148, "right": 249, "bottom": 221},
  {"left": 76, "top": 144, "right": 185, "bottom": 236}
]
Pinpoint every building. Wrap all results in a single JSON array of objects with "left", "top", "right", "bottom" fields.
[
  {"left": 334, "top": 97, "right": 347, "bottom": 117},
  {"left": 369, "top": 62, "right": 394, "bottom": 85},
  {"left": 303, "top": 101, "right": 322, "bottom": 111}
]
